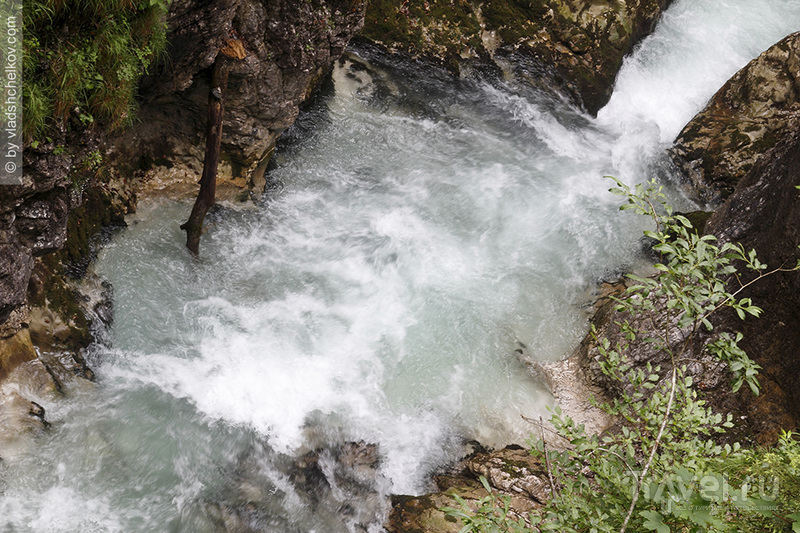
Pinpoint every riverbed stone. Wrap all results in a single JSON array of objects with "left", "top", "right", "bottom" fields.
[
  {"left": 670, "top": 31, "right": 800, "bottom": 205},
  {"left": 385, "top": 445, "right": 547, "bottom": 532},
  {"left": 199, "top": 440, "right": 387, "bottom": 532}
]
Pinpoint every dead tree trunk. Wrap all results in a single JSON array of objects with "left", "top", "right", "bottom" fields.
[{"left": 181, "top": 39, "right": 246, "bottom": 255}]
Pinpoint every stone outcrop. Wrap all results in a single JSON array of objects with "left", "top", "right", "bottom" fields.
[
  {"left": 385, "top": 445, "right": 548, "bottom": 532},
  {"left": 670, "top": 31, "right": 800, "bottom": 206},
  {"left": 360, "top": 0, "right": 673, "bottom": 114},
  {"left": 701, "top": 121, "right": 800, "bottom": 444},
  {"left": 1, "top": 146, "right": 71, "bottom": 325},
  {"left": 112, "top": 0, "right": 367, "bottom": 194}
]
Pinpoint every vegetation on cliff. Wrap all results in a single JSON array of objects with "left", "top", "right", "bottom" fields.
[{"left": 23, "top": 0, "right": 170, "bottom": 141}]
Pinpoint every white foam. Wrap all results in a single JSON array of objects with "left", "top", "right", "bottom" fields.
[{"left": 5, "top": 1, "right": 800, "bottom": 528}]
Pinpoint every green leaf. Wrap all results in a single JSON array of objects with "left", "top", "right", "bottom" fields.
[
  {"left": 640, "top": 510, "right": 670, "bottom": 533},
  {"left": 787, "top": 513, "right": 800, "bottom": 532}
]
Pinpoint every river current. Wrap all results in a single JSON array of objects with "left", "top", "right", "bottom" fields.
[{"left": 3, "top": 1, "right": 800, "bottom": 531}]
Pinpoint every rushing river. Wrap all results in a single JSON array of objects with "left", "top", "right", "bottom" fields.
[{"left": 4, "top": 1, "right": 800, "bottom": 531}]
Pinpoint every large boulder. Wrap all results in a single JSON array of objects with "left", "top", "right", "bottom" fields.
[
  {"left": 113, "top": 0, "right": 367, "bottom": 189},
  {"left": 360, "top": 0, "right": 672, "bottom": 114},
  {"left": 701, "top": 121, "right": 800, "bottom": 443},
  {"left": 670, "top": 31, "right": 800, "bottom": 205}
]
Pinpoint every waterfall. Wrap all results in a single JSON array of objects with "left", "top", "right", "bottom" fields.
[{"left": 3, "top": 1, "right": 799, "bottom": 530}]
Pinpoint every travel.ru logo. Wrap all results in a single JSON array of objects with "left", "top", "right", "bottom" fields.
[{"left": 628, "top": 467, "right": 780, "bottom": 513}]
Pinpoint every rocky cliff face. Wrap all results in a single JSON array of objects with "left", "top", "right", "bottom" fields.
[
  {"left": 0, "top": 127, "right": 129, "bottom": 458},
  {"left": 0, "top": 149, "right": 70, "bottom": 325},
  {"left": 360, "top": 0, "right": 672, "bottom": 114},
  {"left": 571, "top": 38, "right": 800, "bottom": 444},
  {"left": 113, "top": 0, "right": 367, "bottom": 192},
  {"left": 577, "top": 120, "right": 800, "bottom": 446},
  {"left": 701, "top": 121, "right": 800, "bottom": 443},
  {"left": 670, "top": 31, "right": 800, "bottom": 206},
  {"left": 1, "top": 0, "right": 367, "bottom": 450}
]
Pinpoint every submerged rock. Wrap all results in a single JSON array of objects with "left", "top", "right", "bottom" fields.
[
  {"left": 670, "top": 31, "right": 800, "bottom": 205},
  {"left": 360, "top": 0, "right": 673, "bottom": 114},
  {"left": 196, "top": 440, "right": 388, "bottom": 532}
]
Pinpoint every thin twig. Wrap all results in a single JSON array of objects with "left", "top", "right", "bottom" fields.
[
  {"left": 619, "top": 364, "right": 677, "bottom": 533},
  {"left": 540, "top": 416, "right": 558, "bottom": 497},
  {"left": 521, "top": 414, "right": 570, "bottom": 441}
]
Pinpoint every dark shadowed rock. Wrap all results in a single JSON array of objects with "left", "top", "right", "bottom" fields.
[
  {"left": 701, "top": 121, "right": 800, "bottom": 443},
  {"left": 0, "top": 146, "right": 72, "bottom": 324},
  {"left": 670, "top": 31, "right": 800, "bottom": 206}
]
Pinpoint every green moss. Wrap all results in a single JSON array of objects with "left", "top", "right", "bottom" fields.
[
  {"left": 61, "top": 186, "right": 125, "bottom": 276},
  {"left": 362, "top": 0, "right": 482, "bottom": 60},
  {"left": 29, "top": 255, "right": 92, "bottom": 349}
]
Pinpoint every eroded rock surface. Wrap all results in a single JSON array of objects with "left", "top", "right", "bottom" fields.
[
  {"left": 670, "top": 31, "right": 800, "bottom": 205},
  {"left": 360, "top": 0, "right": 672, "bottom": 114},
  {"left": 568, "top": 122, "right": 800, "bottom": 446},
  {"left": 114, "top": 0, "right": 368, "bottom": 190},
  {"left": 386, "top": 445, "right": 548, "bottom": 532},
  {"left": 701, "top": 122, "right": 800, "bottom": 443}
]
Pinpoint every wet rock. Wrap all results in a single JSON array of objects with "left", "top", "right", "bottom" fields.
[
  {"left": 114, "top": 0, "right": 368, "bottom": 189},
  {"left": 0, "top": 327, "right": 37, "bottom": 382},
  {"left": 0, "top": 390, "right": 48, "bottom": 460},
  {"left": 15, "top": 190, "right": 70, "bottom": 255},
  {"left": 199, "top": 440, "right": 388, "bottom": 533},
  {"left": 385, "top": 445, "right": 547, "bottom": 533},
  {"left": 569, "top": 122, "right": 800, "bottom": 445},
  {"left": 670, "top": 31, "right": 800, "bottom": 205},
  {"left": 523, "top": 349, "right": 614, "bottom": 438},
  {"left": 360, "top": 0, "right": 673, "bottom": 114}
]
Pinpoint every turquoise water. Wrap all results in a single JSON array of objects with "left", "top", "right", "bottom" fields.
[{"left": 3, "top": 2, "right": 800, "bottom": 530}]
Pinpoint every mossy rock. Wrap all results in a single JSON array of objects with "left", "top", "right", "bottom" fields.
[
  {"left": 360, "top": 0, "right": 673, "bottom": 113},
  {"left": 385, "top": 479, "right": 486, "bottom": 533},
  {"left": 0, "top": 329, "right": 37, "bottom": 382}
]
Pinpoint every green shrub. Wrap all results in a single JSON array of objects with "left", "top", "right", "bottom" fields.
[
  {"left": 445, "top": 178, "right": 800, "bottom": 532},
  {"left": 22, "top": 0, "right": 170, "bottom": 141}
]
